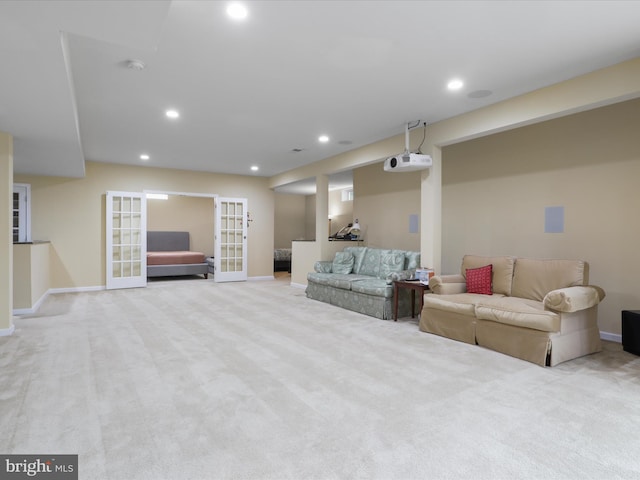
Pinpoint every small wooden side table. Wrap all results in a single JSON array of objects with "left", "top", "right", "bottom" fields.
[{"left": 393, "top": 280, "right": 429, "bottom": 321}]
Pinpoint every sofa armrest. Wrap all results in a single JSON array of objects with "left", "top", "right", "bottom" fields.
[
  {"left": 385, "top": 269, "right": 416, "bottom": 285},
  {"left": 543, "top": 285, "right": 606, "bottom": 313},
  {"left": 314, "top": 261, "right": 333, "bottom": 273},
  {"left": 429, "top": 274, "right": 466, "bottom": 295}
]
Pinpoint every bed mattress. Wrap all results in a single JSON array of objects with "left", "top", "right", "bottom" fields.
[{"left": 147, "top": 251, "right": 205, "bottom": 265}]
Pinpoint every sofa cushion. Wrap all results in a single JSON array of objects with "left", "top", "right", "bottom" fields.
[
  {"left": 475, "top": 297, "right": 560, "bottom": 332},
  {"left": 394, "top": 250, "right": 420, "bottom": 270},
  {"left": 423, "top": 293, "right": 495, "bottom": 317},
  {"left": 332, "top": 251, "right": 354, "bottom": 274},
  {"left": 466, "top": 264, "right": 493, "bottom": 295},
  {"left": 380, "top": 252, "right": 405, "bottom": 277},
  {"left": 314, "top": 261, "right": 333, "bottom": 273},
  {"left": 306, "top": 272, "right": 370, "bottom": 290},
  {"left": 511, "top": 258, "right": 587, "bottom": 301},
  {"left": 461, "top": 255, "right": 515, "bottom": 296},
  {"left": 350, "top": 278, "right": 394, "bottom": 298},
  {"left": 344, "top": 246, "right": 368, "bottom": 274},
  {"left": 358, "top": 249, "right": 392, "bottom": 278}
]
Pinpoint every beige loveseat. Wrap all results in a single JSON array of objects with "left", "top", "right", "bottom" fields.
[{"left": 420, "top": 255, "right": 605, "bottom": 366}]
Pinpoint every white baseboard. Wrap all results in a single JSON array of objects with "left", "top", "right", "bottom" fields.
[
  {"left": 14, "top": 307, "right": 34, "bottom": 316},
  {"left": 13, "top": 306, "right": 38, "bottom": 316},
  {"left": 48, "top": 285, "right": 105, "bottom": 294},
  {"left": 12, "top": 285, "right": 105, "bottom": 316},
  {"left": 249, "top": 276, "right": 275, "bottom": 281},
  {"left": 600, "top": 331, "right": 622, "bottom": 343},
  {"left": 13, "top": 290, "right": 51, "bottom": 316},
  {"left": 0, "top": 323, "right": 15, "bottom": 336},
  {"left": 290, "top": 282, "right": 307, "bottom": 290}
]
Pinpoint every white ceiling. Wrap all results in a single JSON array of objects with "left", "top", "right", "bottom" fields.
[{"left": 1, "top": 1, "right": 639, "bottom": 194}]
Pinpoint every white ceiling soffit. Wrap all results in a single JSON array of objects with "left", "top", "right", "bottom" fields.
[
  {"left": 274, "top": 170, "right": 354, "bottom": 196},
  {"left": 0, "top": 1, "right": 171, "bottom": 177},
  {"left": 2, "top": 1, "right": 640, "bottom": 179}
]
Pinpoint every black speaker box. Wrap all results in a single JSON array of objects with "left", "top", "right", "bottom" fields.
[{"left": 622, "top": 310, "right": 640, "bottom": 356}]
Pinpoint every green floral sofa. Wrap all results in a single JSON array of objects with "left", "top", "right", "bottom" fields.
[{"left": 306, "top": 246, "right": 421, "bottom": 320}]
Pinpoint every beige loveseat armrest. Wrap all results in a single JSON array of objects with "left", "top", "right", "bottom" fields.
[
  {"left": 543, "top": 285, "right": 606, "bottom": 313},
  {"left": 314, "top": 261, "right": 333, "bottom": 273},
  {"left": 429, "top": 274, "right": 466, "bottom": 295}
]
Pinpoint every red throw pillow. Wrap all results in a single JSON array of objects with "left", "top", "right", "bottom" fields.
[{"left": 466, "top": 264, "right": 493, "bottom": 295}]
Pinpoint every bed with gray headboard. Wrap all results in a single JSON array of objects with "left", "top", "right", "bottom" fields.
[
  {"left": 147, "top": 231, "right": 209, "bottom": 279},
  {"left": 274, "top": 248, "right": 292, "bottom": 273}
]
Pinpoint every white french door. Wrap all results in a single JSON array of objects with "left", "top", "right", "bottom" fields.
[
  {"left": 106, "top": 191, "right": 147, "bottom": 290},
  {"left": 12, "top": 184, "right": 30, "bottom": 243},
  {"left": 215, "top": 197, "right": 247, "bottom": 282}
]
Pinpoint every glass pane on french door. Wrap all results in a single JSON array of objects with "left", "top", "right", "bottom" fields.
[
  {"left": 215, "top": 197, "right": 247, "bottom": 282},
  {"left": 106, "top": 191, "right": 147, "bottom": 290}
]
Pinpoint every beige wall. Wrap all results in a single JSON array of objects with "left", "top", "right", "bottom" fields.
[
  {"left": 441, "top": 99, "right": 640, "bottom": 336},
  {"left": 305, "top": 195, "right": 316, "bottom": 240},
  {"left": 14, "top": 161, "right": 274, "bottom": 288},
  {"left": 421, "top": 58, "right": 640, "bottom": 272},
  {"left": 328, "top": 188, "right": 353, "bottom": 237},
  {"left": 13, "top": 242, "right": 50, "bottom": 310},
  {"left": 147, "top": 194, "right": 215, "bottom": 256},
  {"left": 296, "top": 188, "right": 354, "bottom": 242},
  {"left": 274, "top": 192, "right": 306, "bottom": 248},
  {"left": 0, "top": 131, "right": 13, "bottom": 332},
  {"left": 354, "top": 162, "right": 421, "bottom": 252},
  {"left": 12, "top": 245, "right": 30, "bottom": 309}
]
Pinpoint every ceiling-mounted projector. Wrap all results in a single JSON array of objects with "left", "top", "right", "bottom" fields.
[
  {"left": 384, "top": 120, "right": 432, "bottom": 172},
  {"left": 384, "top": 153, "right": 432, "bottom": 172}
]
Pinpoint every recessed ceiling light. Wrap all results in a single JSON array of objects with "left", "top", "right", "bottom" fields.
[
  {"left": 318, "top": 135, "right": 330, "bottom": 143},
  {"left": 227, "top": 3, "right": 248, "bottom": 20},
  {"left": 165, "top": 109, "right": 180, "bottom": 119},
  {"left": 250, "top": 165, "right": 259, "bottom": 171},
  {"left": 140, "top": 154, "right": 150, "bottom": 161},
  {"left": 447, "top": 79, "right": 464, "bottom": 91}
]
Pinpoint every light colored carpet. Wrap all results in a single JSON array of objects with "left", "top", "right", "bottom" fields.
[{"left": 1, "top": 277, "right": 640, "bottom": 480}]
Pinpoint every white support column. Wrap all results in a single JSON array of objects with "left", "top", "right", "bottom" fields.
[
  {"left": 0, "top": 131, "right": 14, "bottom": 336},
  {"left": 315, "top": 174, "right": 331, "bottom": 260},
  {"left": 420, "top": 146, "right": 442, "bottom": 273}
]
